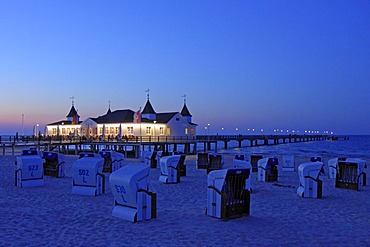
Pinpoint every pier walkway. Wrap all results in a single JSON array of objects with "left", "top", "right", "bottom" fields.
[{"left": 0, "top": 134, "right": 347, "bottom": 157}]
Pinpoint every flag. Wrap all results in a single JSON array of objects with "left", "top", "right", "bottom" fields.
[
  {"left": 72, "top": 114, "right": 77, "bottom": 124},
  {"left": 135, "top": 109, "right": 141, "bottom": 123}
]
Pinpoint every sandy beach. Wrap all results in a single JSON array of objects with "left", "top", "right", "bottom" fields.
[{"left": 0, "top": 153, "right": 369, "bottom": 247}]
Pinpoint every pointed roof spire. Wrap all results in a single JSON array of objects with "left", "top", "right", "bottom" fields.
[
  {"left": 142, "top": 99, "right": 156, "bottom": 114},
  {"left": 66, "top": 97, "right": 80, "bottom": 118},
  {"left": 181, "top": 94, "right": 192, "bottom": 117},
  {"left": 107, "top": 100, "right": 112, "bottom": 114}
]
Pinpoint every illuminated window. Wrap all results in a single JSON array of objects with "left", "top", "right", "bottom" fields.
[
  {"left": 185, "top": 128, "right": 188, "bottom": 135},
  {"left": 127, "top": 127, "right": 134, "bottom": 135},
  {"left": 159, "top": 127, "right": 164, "bottom": 135},
  {"left": 190, "top": 128, "right": 195, "bottom": 135},
  {"left": 146, "top": 127, "right": 151, "bottom": 135},
  {"left": 167, "top": 128, "right": 171, "bottom": 135},
  {"left": 52, "top": 128, "right": 57, "bottom": 135},
  {"left": 62, "top": 128, "right": 66, "bottom": 135}
]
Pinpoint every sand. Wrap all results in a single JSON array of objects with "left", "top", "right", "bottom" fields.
[{"left": 0, "top": 154, "right": 369, "bottom": 247}]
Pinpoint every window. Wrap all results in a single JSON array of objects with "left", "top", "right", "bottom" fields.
[
  {"left": 127, "top": 127, "right": 134, "bottom": 135},
  {"left": 167, "top": 128, "right": 171, "bottom": 135},
  {"left": 110, "top": 127, "right": 114, "bottom": 134},
  {"left": 159, "top": 127, "right": 164, "bottom": 135},
  {"left": 176, "top": 118, "right": 180, "bottom": 121},
  {"left": 62, "top": 128, "right": 66, "bottom": 135},
  {"left": 190, "top": 128, "right": 195, "bottom": 135},
  {"left": 146, "top": 127, "right": 151, "bottom": 135},
  {"left": 115, "top": 127, "right": 119, "bottom": 135},
  {"left": 99, "top": 127, "right": 102, "bottom": 135},
  {"left": 52, "top": 128, "right": 57, "bottom": 135},
  {"left": 185, "top": 128, "right": 188, "bottom": 135}
]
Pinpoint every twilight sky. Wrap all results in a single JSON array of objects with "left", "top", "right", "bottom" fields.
[{"left": 1, "top": 1, "right": 369, "bottom": 135}]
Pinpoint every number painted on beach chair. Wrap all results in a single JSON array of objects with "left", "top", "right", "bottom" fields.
[
  {"left": 28, "top": 165, "right": 38, "bottom": 177},
  {"left": 114, "top": 185, "right": 127, "bottom": 203},
  {"left": 78, "top": 169, "right": 90, "bottom": 176}
]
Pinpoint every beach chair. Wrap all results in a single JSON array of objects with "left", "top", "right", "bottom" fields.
[
  {"left": 110, "top": 164, "right": 156, "bottom": 222},
  {"left": 207, "top": 154, "right": 224, "bottom": 174},
  {"left": 178, "top": 154, "right": 187, "bottom": 176},
  {"left": 233, "top": 160, "right": 252, "bottom": 192},
  {"left": 297, "top": 162, "right": 324, "bottom": 198},
  {"left": 99, "top": 150, "right": 125, "bottom": 173},
  {"left": 196, "top": 152, "right": 209, "bottom": 169},
  {"left": 250, "top": 154, "right": 263, "bottom": 172},
  {"left": 335, "top": 159, "right": 366, "bottom": 191},
  {"left": 145, "top": 151, "right": 158, "bottom": 168},
  {"left": 15, "top": 155, "right": 44, "bottom": 188},
  {"left": 141, "top": 150, "right": 152, "bottom": 165},
  {"left": 42, "top": 151, "right": 66, "bottom": 177},
  {"left": 206, "top": 168, "right": 251, "bottom": 220},
  {"left": 282, "top": 155, "right": 295, "bottom": 172},
  {"left": 21, "top": 148, "right": 42, "bottom": 157},
  {"left": 257, "top": 157, "right": 278, "bottom": 182},
  {"left": 79, "top": 152, "right": 100, "bottom": 159},
  {"left": 159, "top": 155, "right": 181, "bottom": 184},
  {"left": 233, "top": 154, "right": 245, "bottom": 161},
  {"left": 310, "top": 156, "right": 322, "bottom": 162},
  {"left": 72, "top": 156, "right": 105, "bottom": 196}
]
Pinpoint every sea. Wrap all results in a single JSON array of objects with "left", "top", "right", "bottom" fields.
[{"left": 210, "top": 135, "right": 370, "bottom": 159}]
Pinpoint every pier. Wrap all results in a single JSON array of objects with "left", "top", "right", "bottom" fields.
[{"left": 0, "top": 134, "right": 348, "bottom": 157}]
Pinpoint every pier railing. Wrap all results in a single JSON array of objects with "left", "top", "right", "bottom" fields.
[{"left": 1, "top": 134, "right": 347, "bottom": 156}]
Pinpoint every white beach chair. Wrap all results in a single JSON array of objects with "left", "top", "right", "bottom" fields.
[
  {"left": 15, "top": 155, "right": 44, "bottom": 188},
  {"left": 282, "top": 155, "right": 295, "bottom": 172},
  {"left": 159, "top": 155, "right": 181, "bottom": 184},
  {"left": 310, "top": 156, "right": 322, "bottom": 162},
  {"left": 257, "top": 157, "right": 278, "bottom": 182},
  {"left": 110, "top": 164, "right": 156, "bottom": 222},
  {"left": 206, "top": 168, "right": 251, "bottom": 220},
  {"left": 72, "top": 156, "right": 105, "bottom": 196},
  {"left": 233, "top": 154, "right": 246, "bottom": 162},
  {"left": 328, "top": 158, "right": 340, "bottom": 179},
  {"left": 297, "top": 162, "right": 324, "bottom": 198}
]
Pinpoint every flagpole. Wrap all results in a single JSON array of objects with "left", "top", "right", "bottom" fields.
[{"left": 139, "top": 107, "right": 142, "bottom": 143}]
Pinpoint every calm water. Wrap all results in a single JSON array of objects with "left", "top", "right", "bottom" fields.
[{"left": 216, "top": 135, "right": 370, "bottom": 159}]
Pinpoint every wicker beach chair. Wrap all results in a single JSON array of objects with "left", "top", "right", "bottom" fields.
[
  {"left": 99, "top": 150, "right": 125, "bottom": 173},
  {"left": 42, "top": 151, "right": 66, "bottom": 178},
  {"left": 178, "top": 154, "right": 186, "bottom": 176},
  {"left": 197, "top": 152, "right": 209, "bottom": 169},
  {"left": 335, "top": 159, "right": 366, "bottom": 190},
  {"left": 207, "top": 154, "right": 224, "bottom": 174},
  {"left": 206, "top": 168, "right": 251, "bottom": 220},
  {"left": 250, "top": 154, "right": 263, "bottom": 172}
]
